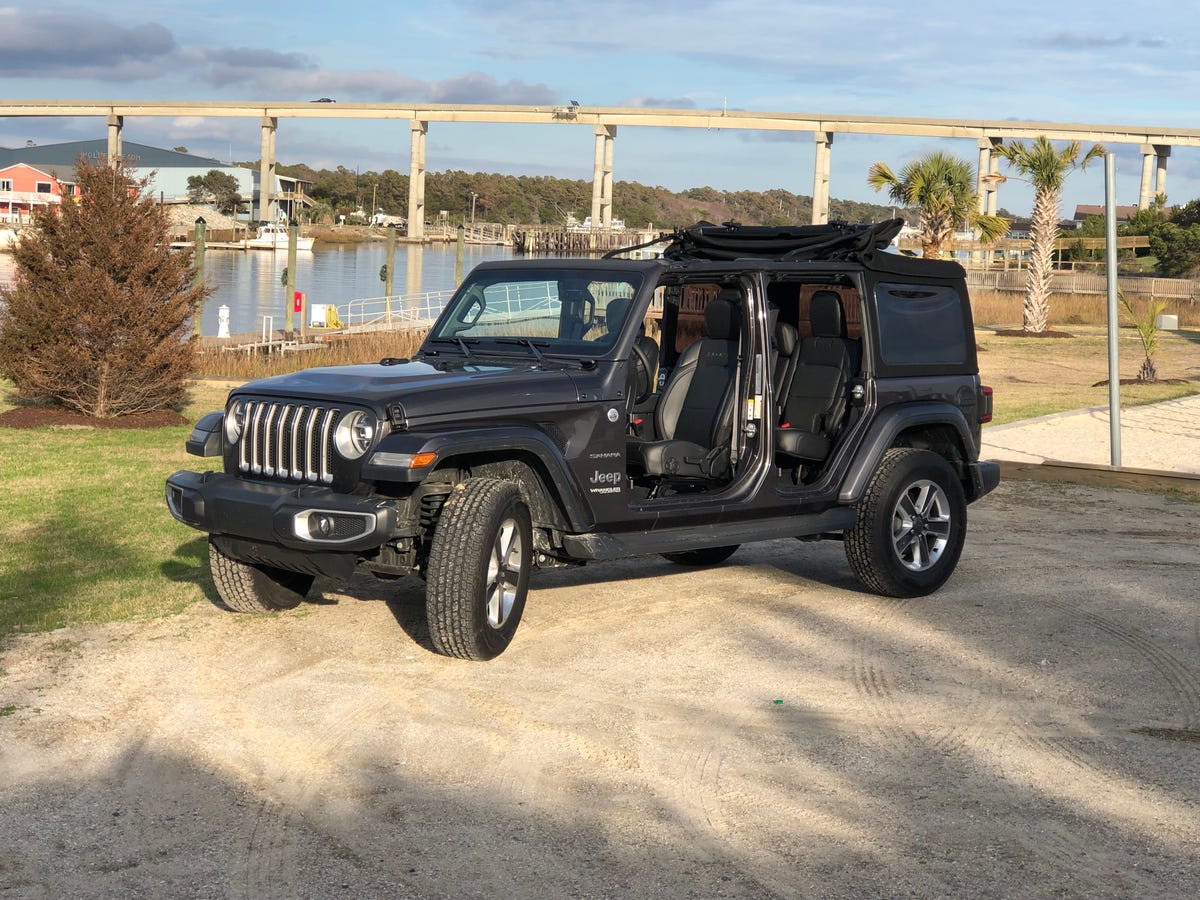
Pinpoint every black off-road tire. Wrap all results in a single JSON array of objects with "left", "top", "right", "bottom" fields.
[
  {"left": 661, "top": 545, "right": 740, "bottom": 567},
  {"left": 844, "top": 448, "right": 967, "bottom": 598},
  {"left": 208, "top": 538, "right": 314, "bottom": 613},
  {"left": 425, "top": 478, "right": 532, "bottom": 661}
]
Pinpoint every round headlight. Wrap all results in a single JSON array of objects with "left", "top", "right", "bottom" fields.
[
  {"left": 224, "top": 400, "right": 245, "bottom": 444},
  {"left": 334, "top": 410, "right": 376, "bottom": 459}
]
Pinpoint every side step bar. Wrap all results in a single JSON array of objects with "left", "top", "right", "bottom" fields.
[{"left": 562, "top": 507, "right": 857, "bottom": 561}]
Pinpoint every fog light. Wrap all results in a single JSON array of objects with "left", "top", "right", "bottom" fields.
[{"left": 292, "top": 509, "right": 376, "bottom": 543}]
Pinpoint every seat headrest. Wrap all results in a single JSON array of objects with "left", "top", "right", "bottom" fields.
[
  {"left": 705, "top": 291, "right": 742, "bottom": 341},
  {"left": 606, "top": 297, "right": 632, "bottom": 333},
  {"left": 809, "top": 290, "right": 845, "bottom": 339},
  {"left": 774, "top": 321, "right": 798, "bottom": 356}
]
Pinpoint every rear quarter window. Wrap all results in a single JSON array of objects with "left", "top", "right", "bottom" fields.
[{"left": 874, "top": 283, "right": 968, "bottom": 367}]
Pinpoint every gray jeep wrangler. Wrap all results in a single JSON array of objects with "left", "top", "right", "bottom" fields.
[{"left": 167, "top": 220, "right": 999, "bottom": 660}]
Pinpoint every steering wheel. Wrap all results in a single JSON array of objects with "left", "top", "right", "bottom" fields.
[{"left": 629, "top": 341, "right": 655, "bottom": 405}]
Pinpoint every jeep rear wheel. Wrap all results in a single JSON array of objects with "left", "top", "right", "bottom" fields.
[
  {"left": 661, "top": 545, "right": 740, "bottom": 566},
  {"left": 845, "top": 448, "right": 967, "bottom": 598},
  {"left": 426, "top": 478, "right": 532, "bottom": 661},
  {"left": 208, "top": 538, "right": 314, "bottom": 613}
]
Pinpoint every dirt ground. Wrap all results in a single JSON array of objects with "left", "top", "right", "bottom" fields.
[{"left": 2, "top": 479, "right": 1199, "bottom": 899}]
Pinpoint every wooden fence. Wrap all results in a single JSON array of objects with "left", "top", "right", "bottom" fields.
[{"left": 967, "top": 270, "right": 1200, "bottom": 300}]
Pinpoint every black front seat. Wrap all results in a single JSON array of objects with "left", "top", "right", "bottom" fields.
[{"left": 639, "top": 291, "right": 742, "bottom": 479}]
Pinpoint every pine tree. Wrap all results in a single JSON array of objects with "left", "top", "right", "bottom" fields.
[{"left": 0, "top": 157, "right": 209, "bottom": 418}]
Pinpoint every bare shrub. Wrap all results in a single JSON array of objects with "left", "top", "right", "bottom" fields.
[{"left": 0, "top": 157, "right": 209, "bottom": 418}]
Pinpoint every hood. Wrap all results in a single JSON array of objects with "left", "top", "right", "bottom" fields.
[{"left": 232, "top": 359, "right": 583, "bottom": 420}]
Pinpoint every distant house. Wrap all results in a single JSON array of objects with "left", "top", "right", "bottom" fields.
[
  {"left": 0, "top": 140, "right": 312, "bottom": 223},
  {"left": 1072, "top": 204, "right": 1149, "bottom": 226},
  {"left": 0, "top": 141, "right": 255, "bottom": 214},
  {"left": 272, "top": 172, "right": 315, "bottom": 223},
  {"left": 0, "top": 162, "right": 78, "bottom": 223}
]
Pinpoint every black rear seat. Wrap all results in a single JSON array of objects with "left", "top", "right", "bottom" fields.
[{"left": 775, "top": 290, "right": 858, "bottom": 463}]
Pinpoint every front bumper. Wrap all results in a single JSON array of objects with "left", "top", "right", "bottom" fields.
[{"left": 165, "top": 470, "right": 397, "bottom": 553}]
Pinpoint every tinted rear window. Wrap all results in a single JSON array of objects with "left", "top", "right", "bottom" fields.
[{"left": 874, "top": 283, "right": 967, "bottom": 366}]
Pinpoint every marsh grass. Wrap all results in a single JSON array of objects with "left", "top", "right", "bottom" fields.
[
  {"left": 198, "top": 329, "right": 427, "bottom": 380},
  {"left": 970, "top": 289, "right": 1200, "bottom": 329}
]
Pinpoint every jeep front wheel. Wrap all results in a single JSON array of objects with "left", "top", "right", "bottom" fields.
[
  {"left": 845, "top": 448, "right": 967, "bottom": 598},
  {"left": 425, "top": 478, "right": 532, "bottom": 661},
  {"left": 208, "top": 538, "right": 314, "bottom": 612}
]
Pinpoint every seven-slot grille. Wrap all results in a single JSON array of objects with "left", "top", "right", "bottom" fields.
[{"left": 238, "top": 401, "right": 342, "bottom": 484}]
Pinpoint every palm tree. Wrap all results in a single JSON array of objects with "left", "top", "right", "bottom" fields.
[
  {"left": 994, "top": 136, "right": 1105, "bottom": 334},
  {"left": 867, "top": 152, "right": 1008, "bottom": 259},
  {"left": 1119, "top": 288, "right": 1168, "bottom": 383}
]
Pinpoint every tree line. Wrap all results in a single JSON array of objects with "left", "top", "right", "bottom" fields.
[{"left": 268, "top": 162, "right": 902, "bottom": 229}]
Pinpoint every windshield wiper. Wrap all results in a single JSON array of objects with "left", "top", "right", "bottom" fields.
[
  {"left": 426, "top": 336, "right": 476, "bottom": 357},
  {"left": 496, "top": 338, "right": 547, "bottom": 365}
]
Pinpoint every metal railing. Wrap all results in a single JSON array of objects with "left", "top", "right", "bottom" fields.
[
  {"left": 336, "top": 280, "right": 637, "bottom": 335},
  {"left": 339, "top": 291, "right": 456, "bottom": 332}
]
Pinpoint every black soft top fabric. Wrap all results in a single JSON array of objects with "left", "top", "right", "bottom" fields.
[{"left": 662, "top": 219, "right": 906, "bottom": 262}]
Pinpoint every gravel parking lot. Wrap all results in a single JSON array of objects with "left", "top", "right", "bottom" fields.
[{"left": 2, "top": 478, "right": 1199, "bottom": 899}]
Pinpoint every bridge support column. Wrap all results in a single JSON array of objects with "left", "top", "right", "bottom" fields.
[
  {"left": 811, "top": 131, "right": 833, "bottom": 225},
  {"left": 987, "top": 143, "right": 1001, "bottom": 216},
  {"left": 258, "top": 116, "right": 277, "bottom": 222},
  {"left": 976, "top": 138, "right": 1004, "bottom": 214},
  {"left": 408, "top": 120, "right": 428, "bottom": 241},
  {"left": 106, "top": 114, "right": 123, "bottom": 165},
  {"left": 973, "top": 137, "right": 1003, "bottom": 261},
  {"left": 591, "top": 125, "right": 616, "bottom": 228},
  {"left": 1139, "top": 143, "right": 1170, "bottom": 208}
]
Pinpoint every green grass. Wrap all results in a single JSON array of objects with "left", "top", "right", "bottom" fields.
[
  {"left": 977, "top": 327, "right": 1200, "bottom": 425},
  {"left": 0, "top": 380, "right": 234, "bottom": 639},
  {"left": 986, "top": 380, "right": 1200, "bottom": 425}
]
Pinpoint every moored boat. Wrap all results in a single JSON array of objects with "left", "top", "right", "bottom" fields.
[{"left": 246, "top": 223, "right": 314, "bottom": 250}]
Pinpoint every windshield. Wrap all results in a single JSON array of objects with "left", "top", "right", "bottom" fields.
[{"left": 428, "top": 267, "right": 645, "bottom": 354}]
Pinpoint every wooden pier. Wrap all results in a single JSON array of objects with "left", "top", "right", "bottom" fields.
[{"left": 511, "top": 226, "right": 661, "bottom": 255}]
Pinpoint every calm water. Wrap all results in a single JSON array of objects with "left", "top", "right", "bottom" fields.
[{"left": 0, "top": 241, "right": 517, "bottom": 337}]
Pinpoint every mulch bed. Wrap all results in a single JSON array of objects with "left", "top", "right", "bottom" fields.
[
  {"left": 993, "top": 329, "right": 1076, "bottom": 338},
  {"left": 0, "top": 407, "right": 188, "bottom": 429},
  {"left": 1091, "top": 377, "right": 1189, "bottom": 387}
]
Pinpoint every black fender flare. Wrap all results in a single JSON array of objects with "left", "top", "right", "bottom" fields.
[
  {"left": 839, "top": 403, "right": 978, "bottom": 504},
  {"left": 364, "top": 425, "right": 593, "bottom": 531}
]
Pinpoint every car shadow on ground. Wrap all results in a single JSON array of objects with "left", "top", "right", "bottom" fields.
[{"left": 309, "top": 537, "right": 870, "bottom": 656}]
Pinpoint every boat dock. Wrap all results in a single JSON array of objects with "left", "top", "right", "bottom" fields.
[{"left": 511, "top": 226, "right": 661, "bottom": 255}]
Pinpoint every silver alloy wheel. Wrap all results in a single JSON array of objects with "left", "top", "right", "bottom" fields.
[
  {"left": 486, "top": 517, "right": 525, "bottom": 628},
  {"left": 891, "top": 478, "right": 952, "bottom": 572}
]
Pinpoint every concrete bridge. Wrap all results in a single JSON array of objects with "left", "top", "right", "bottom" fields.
[{"left": 2, "top": 100, "right": 1192, "bottom": 236}]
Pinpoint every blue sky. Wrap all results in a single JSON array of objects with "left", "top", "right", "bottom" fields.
[{"left": 2, "top": 0, "right": 1197, "bottom": 219}]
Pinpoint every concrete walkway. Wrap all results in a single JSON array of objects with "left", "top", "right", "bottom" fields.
[{"left": 982, "top": 394, "right": 1200, "bottom": 475}]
